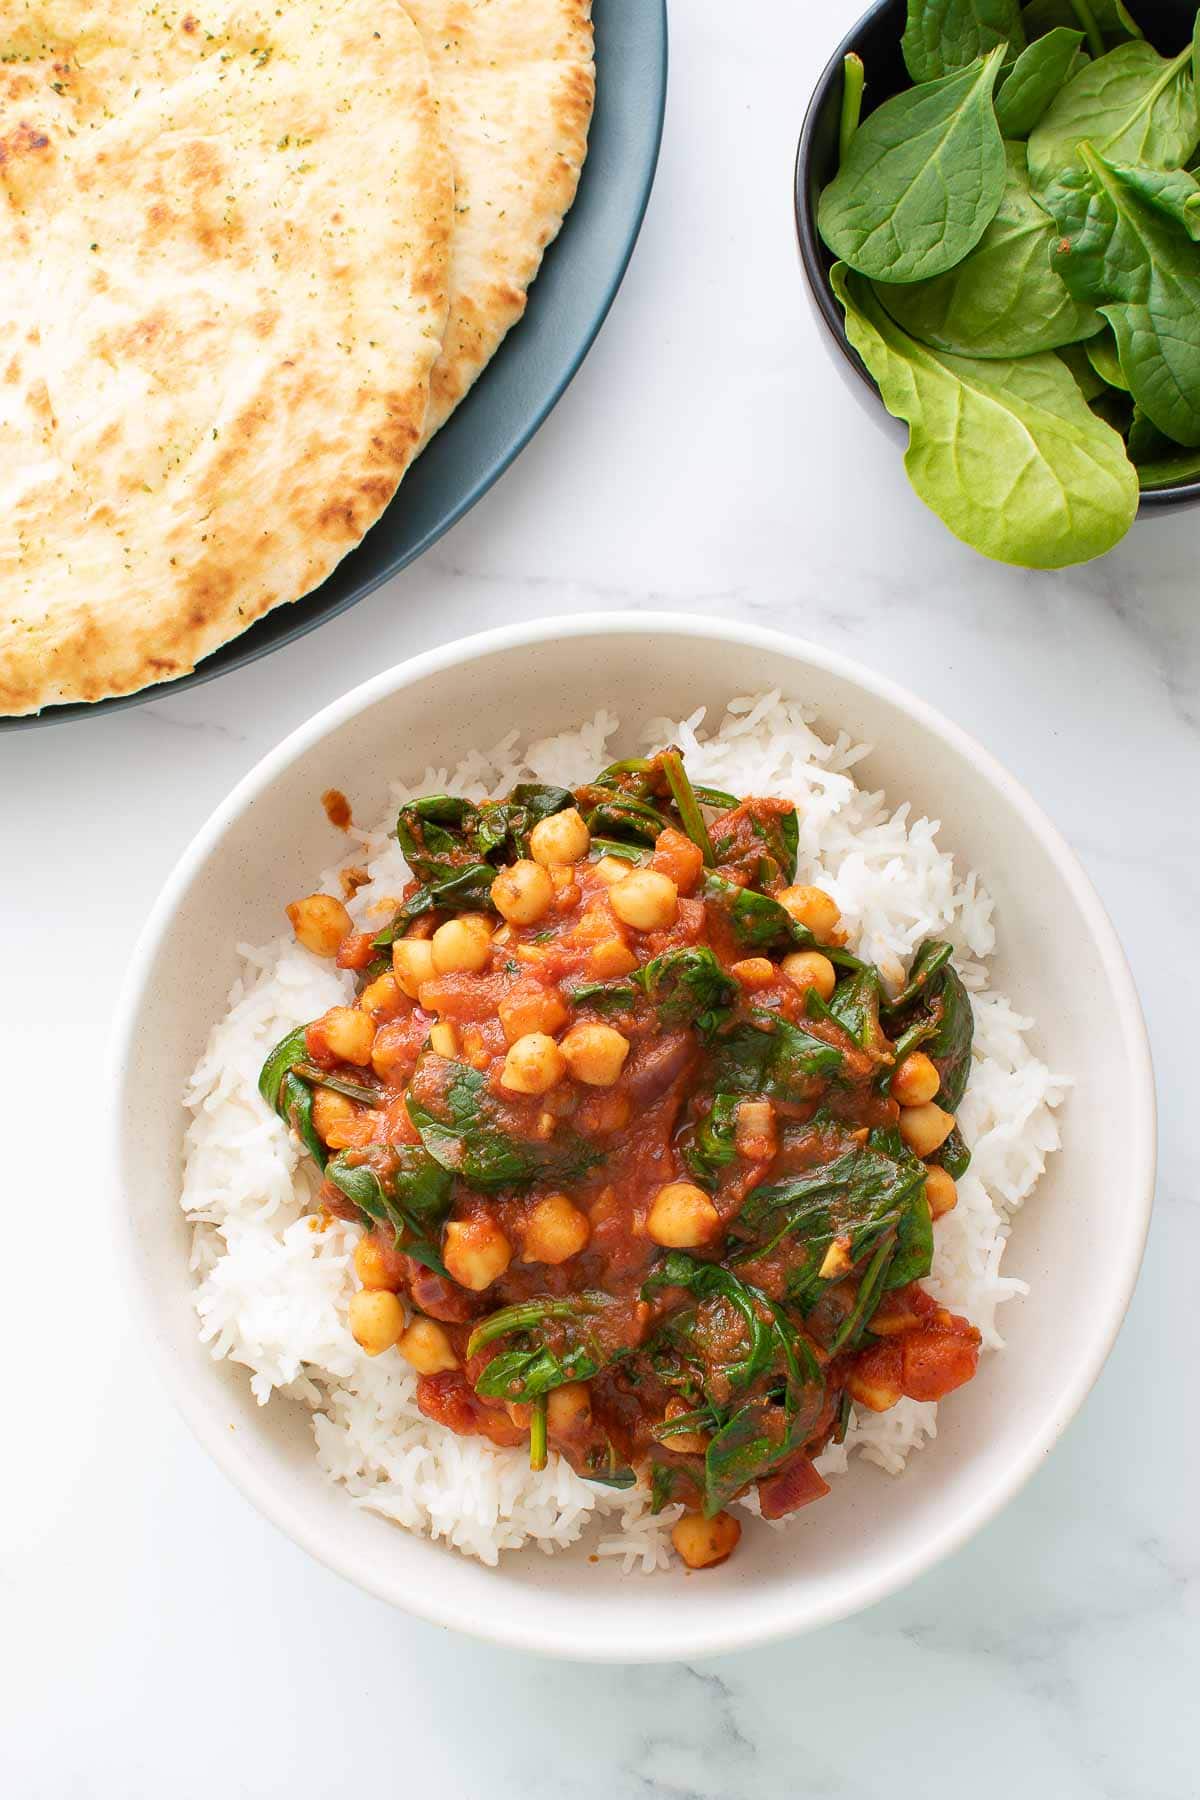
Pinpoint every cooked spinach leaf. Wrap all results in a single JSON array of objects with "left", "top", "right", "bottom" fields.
[
  {"left": 680, "top": 1093, "right": 742, "bottom": 1187},
  {"left": 710, "top": 1013, "right": 845, "bottom": 1098},
  {"left": 259, "top": 1027, "right": 328, "bottom": 1168},
  {"left": 326, "top": 1146, "right": 454, "bottom": 1274},
  {"left": 636, "top": 946, "right": 737, "bottom": 1034},
  {"left": 407, "top": 1056, "right": 601, "bottom": 1190},
  {"left": 882, "top": 938, "right": 974, "bottom": 1108},
  {"left": 259, "top": 1025, "right": 309, "bottom": 1114},
  {"left": 819, "top": 48, "right": 1008, "bottom": 284}
]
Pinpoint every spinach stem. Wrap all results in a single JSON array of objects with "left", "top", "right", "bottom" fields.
[
  {"left": 838, "top": 54, "right": 866, "bottom": 169},
  {"left": 827, "top": 1228, "right": 897, "bottom": 1354},
  {"left": 662, "top": 751, "right": 717, "bottom": 866},
  {"left": 293, "top": 1063, "right": 382, "bottom": 1106},
  {"left": 529, "top": 1395, "right": 548, "bottom": 1472},
  {"left": 1068, "top": 0, "right": 1105, "bottom": 59}
]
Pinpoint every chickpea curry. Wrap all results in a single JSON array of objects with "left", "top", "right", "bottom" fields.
[{"left": 262, "top": 751, "right": 981, "bottom": 1571}]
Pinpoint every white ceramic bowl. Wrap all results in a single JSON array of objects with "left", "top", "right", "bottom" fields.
[{"left": 111, "top": 614, "right": 1155, "bottom": 1662}]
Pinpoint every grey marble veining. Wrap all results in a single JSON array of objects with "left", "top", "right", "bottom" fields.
[{"left": 1, "top": 3, "right": 1196, "bottom": 1795}]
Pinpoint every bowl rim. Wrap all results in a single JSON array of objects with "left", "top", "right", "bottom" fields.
[
  {"left": 109, "top": 611, "right": 1157, "bottom": 1659},
  {"left": 793, "top": 0, "right": 1200, "bottom": 512}
]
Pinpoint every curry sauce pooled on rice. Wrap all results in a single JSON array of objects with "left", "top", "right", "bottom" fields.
[{"left": 182, "top": 696, "right": 1064, "bottom": 1570}]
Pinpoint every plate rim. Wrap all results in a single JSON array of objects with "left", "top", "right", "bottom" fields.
[{"left": 7, "top": 1, "right": 670, "bottom": 732}]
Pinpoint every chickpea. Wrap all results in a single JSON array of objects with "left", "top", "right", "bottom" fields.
[
  {"left": 560, "top": 1022, "right": 630, "bottom": 1087},
  {"left": 588, "top": 937, "right": 638, "bottom": 978},
  {"left": 491, "top": 860, "right": 554, "bottom": 926},
  {"left": 312, "top": 1087, "right": 356, "bottom": 1146},
  {"left": 899, "top": 1101, "right": 956, "bottom": 1159},
  {"left": 529, "top": 808, "right": 591, "bottom": 867},
  {"left": 647, "top": 1182, "right": 721, "bottom": 1249},
  {"left": 609, "top": 869, "right": 679, "bottom": 932},
  {"left": 522, "top": 1193, "right": 591, "bottom": 1264},
  {"left": 546, "top": 1382, "right": 592, "bottom": 1434},
  {"left": 734, "top": 1099, "right": 777, "bottom": 1162},
  {"left": 663, "top": 1397, "right": 709, "bottom": 1455},
  {"left": 392, "top": 936, "right": 435, "bottom": 997},
  {"left": 780, "top": 950, "right": 837, "bottom": 1001},
  {"left": 730, "top": 957, "right": 775, "bottom": 989},
  {"left": 286, "top": 893, "right": 352, "bottom": 957},
  {"left": 348, "top": 1288, "right": 404, "bottom": 1356},
  {"left": 499, "top": 984, "right": 568, "bottom": 1045},
  {"left": 360, "top": 972, "right": 405, "bottom": 1019},
  {"left": 593, "top": 855, "right": 637, "bottom": 886},
  {"left": 431, "top": 913, "right": 493, "bottom": 976},
  {"left": 319, "top": 1005, "right": 375, "bottom": 1066},
  {"left": 353, "top": 1235, "right": 405, "bottom": 1291},
  {"left": 501, "top": 1032, "right": 567, "bottom": 1096},
  {"left": 671, "top": 1510, "right": 741, "bottom": 1570},
  {"left": 443, "top": 1218, "right": 513, "bottom": 1291},
  {"left": 925, "top": 1166, "right": 958, "bottom": 1218},
  {"left": 779, "top": 885, "right": 842, "bottom": 944},
  {"left": 430, "top": 1020, "right": 459, "bottom": 1058},
  {"left": 892, "top": 1051, "right": 941, "bottom": 1107},
  {"left": 396, "top": 1316, "right": 459, "bottom": 1374}
]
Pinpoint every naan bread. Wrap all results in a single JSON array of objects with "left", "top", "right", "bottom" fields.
[
  {"left": 0, "top": 0, "right": 452, "bottom": 715},
  {"left": 402, "top": 0, "right": 595, "bottom": 441}
]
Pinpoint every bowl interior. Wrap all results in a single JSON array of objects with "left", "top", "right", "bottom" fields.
[
  {"left": 795, "top": 0, "right": 1200, "bottom": 511},
  {"left": 114, "top": 619, "right": 1153, "bottom": 1660}
]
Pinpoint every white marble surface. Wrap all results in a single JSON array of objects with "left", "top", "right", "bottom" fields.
[{"left": 2, "top": 3, "right": 1196, "bottom": 1794}]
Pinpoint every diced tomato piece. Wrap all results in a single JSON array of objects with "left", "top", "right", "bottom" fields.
[
  {"left": 336, "top": 931, "right": 377, "bottom": 971},
  {"left": 847, "top": 1339, "right": 903, "bottom": 1412},
  {"left": 652, "top": 827, "right": 705, "bottom": 894},
  {"left": 758, "top": 1454, "right": 831, "bottom": 1520},
  {"left": 901, "top": 1328, "right": 980, "bottom": 1402}
]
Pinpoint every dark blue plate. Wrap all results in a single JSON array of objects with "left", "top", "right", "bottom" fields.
[{"left": 12, "top": 0, "right": 668, "bottom": 731}]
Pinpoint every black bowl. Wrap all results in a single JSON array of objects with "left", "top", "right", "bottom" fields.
[{"left": 794, "top": 0, "right": 1200, "bottom": 514}]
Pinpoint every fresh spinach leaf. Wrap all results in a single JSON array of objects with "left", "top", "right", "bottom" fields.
[
  {"left": 1136, "top": 442, "right": 1200, "bottom": 485},
  {"left": 1085, "top": 325, "right": 1131, "bottom": 389},
  {"left": 818, "top": 48, "right": 1009, "bottom": 284},
  {"left": 1023, "top": 0, "right": 1142, "bottom": 52},
  {"left": 1051, "top": 146, "right": 1200, "bottom": 445},
  {"left": 1057, "top": 338, "right": 1112, "bottom": 397},
  {"left": 831, "top": 264, "right": 1139, "bottom": 568},
  {"left": 1028, "top": 37, "right": 1200, "bottom": 206},
  {"left": 902, "top": 0, "right": 1025, "bottom": 82},
  {"left": 996, "top": 27, "right": 1086, "bottom": 135},
  {"left": 874, "top": 144, "right": 1102, "bottom": 359}
]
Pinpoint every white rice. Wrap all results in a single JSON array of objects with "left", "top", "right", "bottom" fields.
[{"left": 181, "top": 693, "right": 1066, "bottom": 1568}]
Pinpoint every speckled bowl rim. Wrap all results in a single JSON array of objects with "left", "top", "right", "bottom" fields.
[{"left": 108, "top": 614, "right": 1157, "bottom": 1660}]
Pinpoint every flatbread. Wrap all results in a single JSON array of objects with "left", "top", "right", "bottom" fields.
[
  {"left": 0, "top": 1, "right": 452, "bottom": 715},
  {"left": 401, "top": 0, "right": 595, "bottom": 441}
]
